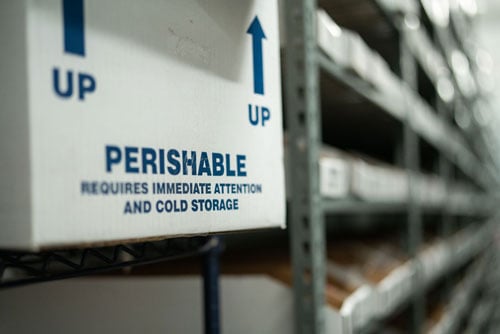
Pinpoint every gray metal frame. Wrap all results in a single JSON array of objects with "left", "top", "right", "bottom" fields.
[
  {"left": 400, "top": 16, "right": 424, "bottom": 334},
  {"left": 285, "top": 0, "right": 326, "bottom": 332}
]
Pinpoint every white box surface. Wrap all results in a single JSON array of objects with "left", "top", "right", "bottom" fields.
[
  {"left": 0, "top": 0, "right": 285, "bottom": 249},
  {"left": 320, "top": 157, "right": 349, "bottom": 199},
  {"left": 317, "top": 9, "right": 350, "bottom": 68}
]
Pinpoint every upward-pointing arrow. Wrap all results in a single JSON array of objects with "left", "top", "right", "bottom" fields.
[
  {"left": 246, "top": 16, "right": 266, "bottom": 95},
  {"left": 63, "top": 0, "right": 86, "bottom": 56}
]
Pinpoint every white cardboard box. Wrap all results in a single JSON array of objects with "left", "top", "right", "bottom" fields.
[
  {"left": 0, "top": 0, "right": 285, "bottom": 250},
  {"left": 316, "top": 10, "right": 406, "bottom": 121},
  {"left": 351, "top": 160, "right": 408, "bottom": 203},
  {"left": 0, "top": 275, "right": 343, "bottom": 334},
  {"left": 319, "top": 149, "right": 350, "bottom": 199},
  {"left": 316, "top": 9, "right": 350, "bottom": 68}
]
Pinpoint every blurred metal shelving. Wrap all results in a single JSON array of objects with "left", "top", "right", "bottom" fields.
[{"left": 285, "top": 0, "right": 497, "bottom": 333}]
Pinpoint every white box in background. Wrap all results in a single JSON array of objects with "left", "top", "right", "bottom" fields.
[
  {"left": 320, "top": 157, "right": 350, "bottom": 199},
  {"left": 419, "top": 176, "right": 446, "bottom": 207},
  {"left": 315, "top": 9, "right": 371, "bottom": 80},
  {"left": 367, "top": 52, "right": 391, "bottom": 90},
  {"left": 351, "top": 160, "right": 408, "bottom": 203},
  {"left": 317, "top": 9, "right": 350, "bottom": 68},
  {"left": 378, "top": 262, "right": 415, "bottom": 315},
  {"left": 341, "top": 285, "right": 378, "bottom": 332},
  {"left": 375, "top": 0, "right": 418, "bottom": 15},
  {"left": 347, "top": 32, "right": 372, "bottom": 81},
  {"left": 0, "top": 0, "right": 285, "bottom": 250}
]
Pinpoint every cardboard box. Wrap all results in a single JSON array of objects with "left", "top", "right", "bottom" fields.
[
  {"left": 316, "top": 10, "right": 371, "bottom": 81},
  {"left": 417, "top": 175, "right": 446, "bottom": 207},
  {"left": 367, "top": 52, "right": 392, "bottom": 91},
  {"left": 320, "top": 158, "right": 350, "bottom": 199},
  {"left": 316, "top": 10, "right": 407, "bottom": 121},
  {"left": 320, "top": 147, "right": 350, "bottom": 199},
  {"left": 351, "top": 159, "right": 408, "bottom": 203},
  {"left": 346, "top": 32, "right": 372, "bottom": 81},
  {"left": 317, "top": 9, "right": 350, "bottom": 68},
  {"left": 0, "top": 0, "right": 285, "bottom": 250},
  {"left": 375, "top": 0, "right": 418, "bottom": 15}
]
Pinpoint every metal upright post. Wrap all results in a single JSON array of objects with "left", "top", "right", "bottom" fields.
[
  {"left": 438, "top": 94, "right": 453, "bottom": 297},
  {"left": 203, "top": 236, "right": 223, "bottom": 334},
  {"left": 285, "top": 0, "right": 326, "bottom": 333},
  {"left": 400, "top": 14, "right": 425, "bottom": 334}
]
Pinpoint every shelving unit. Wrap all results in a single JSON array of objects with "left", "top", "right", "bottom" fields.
[
  {"left": 0, "top": 236, "right": 223, "bottom": 334},
  {"left": 324, "top": 220, "right": 494, "bottom": 332},
  {"left": 1, "top": 1, "right": 499, "bottom": 333},
  {"left": 0, "top": 237, "right": 211, "bottom": 288},
  {"left": 284, "top": 0, "right": 498, "bottom": 333}
]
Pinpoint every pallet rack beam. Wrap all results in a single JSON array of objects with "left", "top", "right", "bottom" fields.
[
  {"left": 322, "top": 199, "right": 407, "bottom": 215},
  {"left": 322, "top": 197, "right": 494, "bottom": 216}
]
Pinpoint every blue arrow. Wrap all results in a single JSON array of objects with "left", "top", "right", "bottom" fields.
[
  {"left": 247, "top": 16, "right": 266, "bottom": 95},
  {"left": 63, "top": 0, "right": 85, "bottom": 56}
]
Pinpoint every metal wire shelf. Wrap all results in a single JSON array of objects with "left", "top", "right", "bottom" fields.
[{"left": 0, "top": 236, "right": 213, "bottom": 289}]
